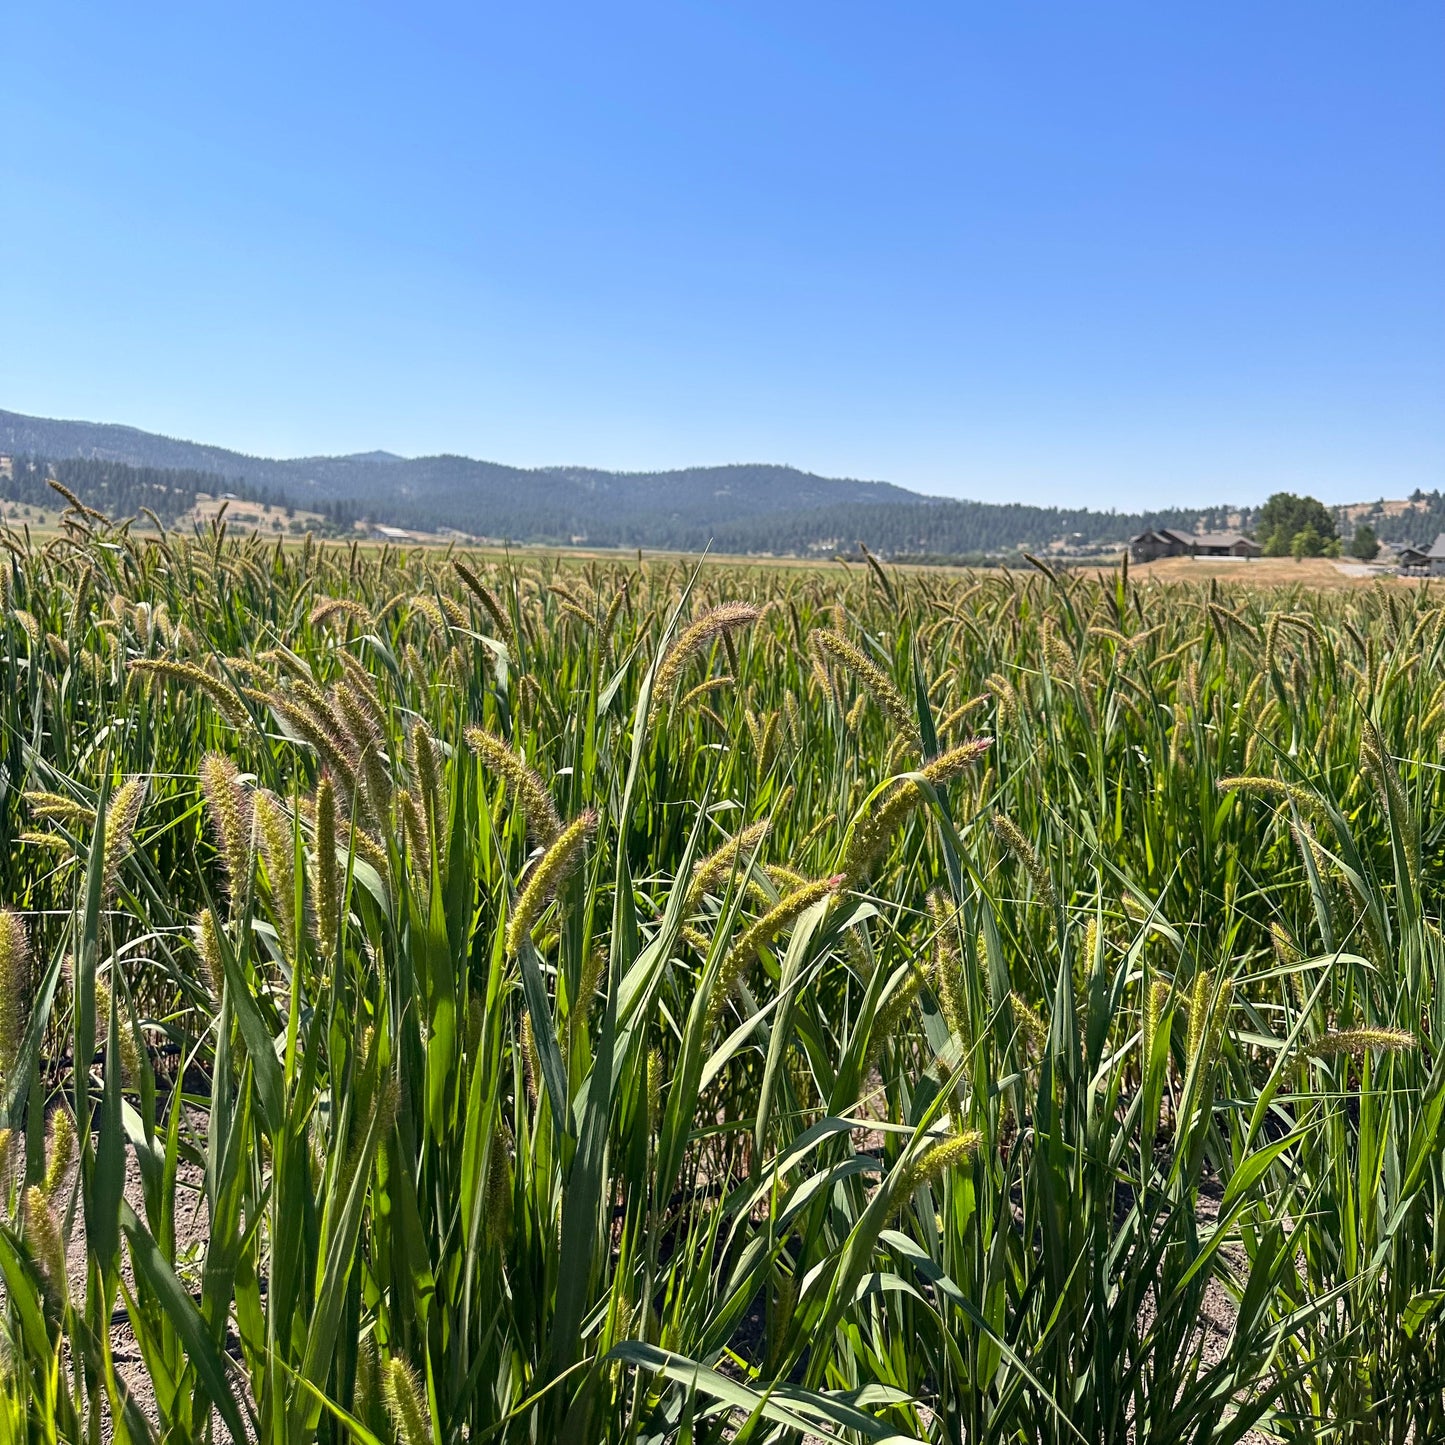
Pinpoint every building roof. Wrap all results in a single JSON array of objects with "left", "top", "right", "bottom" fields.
[{"left": 1131, "top": 528, "right": 1257, "bottom": 549}]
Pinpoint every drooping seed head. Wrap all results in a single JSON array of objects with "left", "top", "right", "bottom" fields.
[
  {"left": 809, "top": 629, "right": 921, "bottom": 753},
  {"left": 685, "top": 818, "right": 770, "bottom": 913},
  {"left": 453, "top": 559, "right": 513, "bottom": 642},
  {"left": 650, "top": 604, "right": 761, "bottom": 723},
  {"left": 1307, "top": 1027, "right": 1417, "bottom": 1060},
  {"left": 893, "top": 1130, "right": 983, "bottom": 1212},
  {"left": 465, "top": 727, "right": 561, "bottom": 847},
  {"left": 710, "top": 875, "right": 843, "bottom": 1023},
  {"left": 506, "top": 810, "right": 597, "bottom": 957},
  {"left": 128, "top": 657, "right": 249, "bottom": 726},
  {"left": 990, "top": 813, "right": 1056, "bottom": 910}
]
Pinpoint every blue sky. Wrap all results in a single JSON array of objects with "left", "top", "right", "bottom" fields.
[{"left": 3, "top": 3, "right": 1442, "bottom": 509}]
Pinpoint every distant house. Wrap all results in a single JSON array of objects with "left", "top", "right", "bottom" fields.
[
  {"left": 1129, "top": 528, "right": 1192, "bottom": 562},
  {"left": 369, "top": 524, "right": 412, "bottom": 542},
  {"left": 1397, "top": 534, "right": 1445, "bottom": 575},
  {"left": 1192, "top": 531, "right": 1263, "bottom": 558},
  {"left": 1129, "top": 528, "right": 1261, "bottom": 563}
]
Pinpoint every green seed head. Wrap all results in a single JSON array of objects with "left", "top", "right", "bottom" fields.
[{"left": 381, "top": 1357, "right": 430, "bottom": 1445}]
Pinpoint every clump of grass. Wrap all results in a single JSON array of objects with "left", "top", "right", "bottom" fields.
[{"left": 3, "top": 532, "right": 1444, "bottom": 1443}]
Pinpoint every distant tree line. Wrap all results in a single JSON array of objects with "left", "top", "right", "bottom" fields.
[
  {"left": 0, "top": 455, "right": 288, "bottom": 527},
  {"left": 14, "top": 450, "right": 1419, "bottom": 564},
  {"left": 1343, "top": 490, "right": 1445, "bottom": 549}
]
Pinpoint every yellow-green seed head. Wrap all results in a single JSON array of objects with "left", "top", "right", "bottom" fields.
[
  {"left": 506, "top": 809, "right": 596, "bottom": 957},
  {"left": 101, "top": 777, "right": 148, "bottom": 901},
  {"left": 895, "top": 1129, "right": 983, "bottom": 1211},
  {"left": 991, "top": 814, "right": 1056, "bottom": 909},
  {"left": 466, "top": 727, "right": 561, "bottom": 846},
  {"left": 254, "top": 790, "right": 297, "bottom": 954},
  {"left": 928, "top": 892, "right": 968, "bottom": 1044},
  {"left": 42, "top": 1110, "right": 74, "bottom": 1199},
  {"left": 0, "top": 910, "right": 32, "bottom": 1081},
  {"left": 686, "top": 818, "right": 770, "bottom": 912},
  {"left": 1307, "top": 1027, "right": 1417, "bottom": 1060},
  {"left": 23, "top": 1186, "right": 67, "bottom": 1309},
  {"left": 311, "top": 774, "right": 341, "bottom": 961},
  {"left": 381, "top": 1357, "right": 431, "bottom": 1445},
  {"left": 809, "top": 629, "right": 920, "bottom": 753},
  {"left": 199, "top": 752, "right": 254, "bottom": 911}
]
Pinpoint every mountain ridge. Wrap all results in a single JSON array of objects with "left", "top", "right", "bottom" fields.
[{"left": 0, "top": 406, "right": 1236, "bottom": 555}]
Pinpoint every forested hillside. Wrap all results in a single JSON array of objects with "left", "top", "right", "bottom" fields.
[
  {"left": 2, "top": 406, "right": 1232, "bottom": 555},
  {"left": 0, "top": 455, "right": 286, "bottom": 526}
]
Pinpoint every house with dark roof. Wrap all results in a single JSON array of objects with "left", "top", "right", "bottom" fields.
[
  {"left": 1129, "top": 528, "right": 1261, "bottom": 563},
  {"left": 1397, "top": 533, "right": 1445, "bottom": 575}
]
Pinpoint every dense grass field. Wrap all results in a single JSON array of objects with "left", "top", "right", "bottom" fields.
[{"left": 0, "top": 503, "right": 1441, "bottom": 1442}]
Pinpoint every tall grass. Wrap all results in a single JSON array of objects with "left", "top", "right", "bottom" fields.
[{"left": 0, "top": 508, "right": 1440, "bottom": 1441}]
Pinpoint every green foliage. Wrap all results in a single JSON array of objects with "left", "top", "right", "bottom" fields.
[
  {"left": 1260, "top": 491, "right": 1339, "bottom": 559},
  {"left": 0, "top": 497, "right": 1440, "bottom": 1442},
  {"left": 1350, "top": 524, "right": 1381, "bottom": 561}
]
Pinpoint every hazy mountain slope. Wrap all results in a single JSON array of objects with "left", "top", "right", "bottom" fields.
[
  {"left": 0, "top": 409, "right": 920, "bottom": 512},
  {"left": 0, "top": 407, "right": 1220, "bottom": 554}
]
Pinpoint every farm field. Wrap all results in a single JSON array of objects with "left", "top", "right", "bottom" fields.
[{"left": 0, "top": 502, "right": 1441, "bottom": 1443}]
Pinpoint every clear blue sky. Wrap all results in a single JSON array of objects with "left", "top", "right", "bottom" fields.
[{"left": 3, "top": 3, "right": 1442, "bottom": 509}]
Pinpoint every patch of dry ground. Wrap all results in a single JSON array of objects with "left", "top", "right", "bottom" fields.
[{"left": 1132, "top": 555, "right": 1408, "bottom": 588}]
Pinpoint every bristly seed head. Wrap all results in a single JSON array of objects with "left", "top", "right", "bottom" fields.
[
  {"left": 381, "top": 1357, "right": 431, "bottom": 1445},
  {"left": 101, "top": 778, "right": 148, "bottom": 901},
  {"left": 506, "top": 809, "right": 597, "bottom": 957},
  {"left": 0, "top": 909, "right": 32, "bottom": 1081},
  {"left": 199, "top": 753, "right": 254, "bottom": 913},
  {"left": 1307, "top": 1026, "right": 1417, "bottom": 1060},
  {"left": 651, "top": 604, "right": 761, "bottom": 723},
  {"left": 686, "top": 818, "right": 770, "bottom": 913},
  {"left": 991, "top": 813, "right": 1056, "bottom": 910},
  {"left": 809, "top": 629, "right": 921, "bottom": 753},
  {"left": 466, "top": 727, "right": 561, "bottom": 847}
]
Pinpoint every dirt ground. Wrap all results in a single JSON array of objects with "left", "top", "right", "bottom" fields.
[{"left": 1130, "top": 555, "right": 1409, "bottom": 588}]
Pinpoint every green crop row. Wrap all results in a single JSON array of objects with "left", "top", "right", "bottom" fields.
[{"left": 0, "top": 510, "right": 1438, "bottom": 1442}]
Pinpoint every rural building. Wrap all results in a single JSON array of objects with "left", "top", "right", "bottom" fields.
[
  {"left": 369, "top": 524, "right": 412, "bottom": 542},
  {"left": 1191, "top": 531, "right": 1262, "bottom": 558},
  {"left": 1129, "top": 528, "right": 1261, "bottom": 563},
  {"left": 1129, "top": 528, "right": 1193, "bottom": 562},
  {"left": 1397, "top": 534, "right": 1445, "bottom": 574}
]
